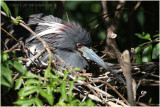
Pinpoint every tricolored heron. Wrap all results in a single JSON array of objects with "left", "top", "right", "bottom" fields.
[{"left": 3, "top": 14, "right": 126, "bottom": 85}]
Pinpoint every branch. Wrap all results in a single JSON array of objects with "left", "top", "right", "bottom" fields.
[
  {"left": 109, "top": 32, "right": 136, "bottom": 106},
  {"left": 110, "top": 0, "right": 125, "bottom": 32},
  {"left": 1, "top": 10, "right": 52, "bottom": 68},
  {"left": 121, "top": 50, "right": 136, "bottom": 106}
]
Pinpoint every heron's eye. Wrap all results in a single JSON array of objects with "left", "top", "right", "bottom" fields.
[{"left": 77, "top": 43, "right": 82, "bottom": 48}]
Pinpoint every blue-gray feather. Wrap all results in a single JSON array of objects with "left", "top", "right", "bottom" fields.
[{"left": 24, "top": 14, "right": 91, "bottom": 69}]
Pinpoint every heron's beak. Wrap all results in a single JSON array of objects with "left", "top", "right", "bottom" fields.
[{"left": 79, "top": 46, "right": 126, "bottom": 85}]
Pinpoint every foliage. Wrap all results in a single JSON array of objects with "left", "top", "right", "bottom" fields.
[
  {"left": 1, "top": 52, "right": 94, "bottom": 106},
  {"left": 11, "top": 16, "right": 23, "bottom": 25},
  {"left": 1, "top": 0, "right": 23, "bottom": 25},
  {"left": 14, "top": 67, "right": 94, "bottom": 106},
  {"left": 1, "top": 0, "right": 11, "bottom": 17},
  {"left": 1, "top": 52, "right": 27, "bottom": 94},
  {"left": 135, "top": 33, "right": 159, "bottom": 62}
]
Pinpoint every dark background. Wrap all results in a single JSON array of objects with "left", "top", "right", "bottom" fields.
[{"left": 4, "top": 1, "right": 159, "bottom": 52}]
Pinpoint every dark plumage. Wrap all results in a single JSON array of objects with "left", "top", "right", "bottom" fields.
[
  {"left": 2, "top": 14, "right": 126, "bottom": 85},
  {"left": 25, "top": 14, "right": 92, "bottom": 69}
]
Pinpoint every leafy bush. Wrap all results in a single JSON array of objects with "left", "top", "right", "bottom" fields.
[
  {"left": 1, "top": 52, "right": 94, "bottom": 106},
  {"left": 135, "top": 33, "right": 159, "bottom": 62}
]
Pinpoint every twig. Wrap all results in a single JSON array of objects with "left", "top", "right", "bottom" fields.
[
  {"left": 101, "top": 1, "right": 125, "bottom": 52},
  {"left": 110, "top": 0, "right": 125, "bottom": 32},
  {"left": 0, "top": 26, "right": 18, "bottom": 42},
  {"left": 96, "top": 80, "right": 129, "bottom": 105},
  {"left": 138, "top": 79, "right": 159, "bottom": 86},
  {"left": 83, "top": 3, "right": 124, "bottom": 27},
  {"left": 76, "top": 79, "right": 128, "bottom": 105},
  {"left": 26, "top": 49, "right": 46, "bottom": 66},
  {"left": 13, "top": 73, "right": 19, "bottom": 81},
  {"left": 108, "top": 62, "right": 159, "bottom": 70},
  {"left": 66, "top": 11, "right": 70, "bottom": 23},
  {"left": 5, "top": 42, "right": 20, "bottom": 53},
  {"left": 134, "top": 1, "right": 142, "bottom": 10},
  {"left": 141, "top": 72, "right": 160, "bottom": 78},
  {"left": 86, "top": 85, "right": 100, "bottom": 98},
  {"left": 137, "top": 102, "right": 149, "bottom": 106},
  {"left": 101, "top": 1, "right": 109, "bottom": 27},
  {"left": 137, "top": 64, "right": 158, "bottom": 89}
]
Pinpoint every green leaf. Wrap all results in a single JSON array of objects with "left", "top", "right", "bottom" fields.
[
  {"left": 79, "top": 99, "right": 95, "bottom": 106},
  {"left": 98, "top": 31, "right": 106, "bottom": 40},
  {"left": 15, "top": 76, "right": 23, "bottom": 90},
  {"left": 135, "top": 33, "right": 151, "bottom": 41},
  {"left": 60, "top": 68, "right": 67, "bottom": 71},
  {"left": 50, "top": 74, "right": 59, "bottom": 79},
  {"left": 11, "top": 16, "right": 23, "bottom": 25},
  {"left": 85, "top": 99, "right": 95, "bottom": 106},
  {"left": 47, "top": 85, "right": 53, "bottom": 95},
  {"left": 91, "top": 3, "right": 100, "bottom": 13},
  {"left": 44, "top": 67, "right": 51, "bottom": 78},
  {"left": 63, "top": 71, "right": 68, "bottom": 80},
  {"left": 18, "top": 86, "right": 39, "bottom": 97},
  {"left": 1, "top": 64, "right": 13, "bottom": 87},
  {"left": 2, "top": 52, "right": 9, "bottom": 61},
  {"left": 59, "top": 81, "right": 67, "bottom": 103},
  {"left": 23, "top": 72, "right": 37, "bottom": 78},
  {"left": 73, "top": 77, "right": 86, "bottom": 82},
  {"left": 142, "top": 45, "right": 152, "bottom": 62},
  {"left": 11, "top": 20, "right": 19, "bottom": 25},
  {"left": 52, "top": 68, "right": 60, "bottom": 77},
  {"left": 135, "top": 46, "right": 142, "bottom": 53},
  {"left": 37, "top": 74, "right": 42, "bottom": 86},
  {"left": 135, "top": 47, "right": 142, "bottom": 63},
  {"left": 68, "top": 81, "right": 74, "bottom": 102},
  {"left": 24, "top": 79, "right": 39, "bottom": 85},
  {"left": 35, "top": 98, "right": 43, "bottom": 106},
  {"left": 55, "top": 102, "right": 67, "bottom": 106},
  {"left": 13, "top": 98, "right": 35, "bottom": 106},
  {"left": 14, "top": 4, "right": 19, "bottom": 16},
  {"left": 68, "top": 82, "right": 74, "bottom": 97},
  {"left": 148, "top": 97, "right": 152, "bottom": 104},
  {"left": 74, "top": 67, "right": 81, "bottom": 71},
  {"left": 9, "top": 60, "right": 27, "bottom": 75},
  {"left": 136, "top": 10, "right": 145, "bottom": 28},
  {"left": 136, "top": 54, "right": 142, "bottom": 63},
  {"left": 16, "top": 16, "right": 22, "bottom": 20},
  {"left": 138, "top": 41, "right": 151, "bottom": 47},
  {"left": 39, "top": 89, "right": 54, "bottom": 105},
  {"left": 70, "top": 99, "right": 80, "bottom": 106},
  {"left": 1, "top": 1, "right": 12, "bottom": 17},
  {"left": 152, "top": 43, "right": 160, "bottom": 59},
  {"left": 153, "top": 34, "right": 160, "bottom": 38}
]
